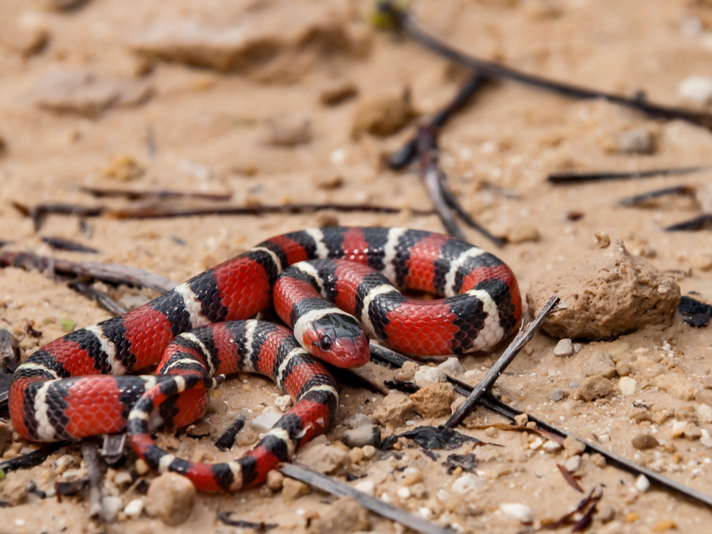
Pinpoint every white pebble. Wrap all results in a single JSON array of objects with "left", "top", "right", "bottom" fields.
[
  {"left": 354, "top": 480, "right": 375, "bottom": 496},
  {"left": 618, "top": 377, "right": 637, "bottom": 396},
  {"left": 635, "top": 475, "right": 650, "bottom": 493},
  {"left": 553, "top": 339, "right": 574, "bottom": 357},
  {"left": 380, "top": 492, "right": 392, "bottom": 503},
  {"left": 529, "top": 437, "right": 543, "bottom": 450},
  {"left": 452, "top": 473, "right": 484, "bottom": 494},
  {"left": 542, "top": 440, "right": 562, "bottom": 453},
  {"left": 123, "top": 499, "right": 144, "bottom": 519},
  {"left": 678, "top": 76, "right": 712, "bottom": 105},
  {"left": 438, "top": 357, "right": 464, "bottom": 376},
  {"left": 500, "top": 502, "right": 534, "bottom": 523},
  {"left": 565, "top": 455, "right": 582, "bottom": 472},
  {"left": 275, "top": 395, "right": 292, "bottom": 412},
  {"left": 413, "top": 366, "right": 446, "bottom": 387},
  {"left": 102, "top": 496, "right": 123, "bottom": 522},
  {"left": 250, "top": 409, "right": 283, "bottom": 432},
  {"left": 418, "top": 507, "right": 434, "bottom": 520},
  {"left": 671, "top": 420, "right": 688, "bottom": 438},
  {"left": 397, "top": 487, "right": 411, "bottom": 499},
  {"left": 698, "top": 404, "right": 712, "bottom": 424}
]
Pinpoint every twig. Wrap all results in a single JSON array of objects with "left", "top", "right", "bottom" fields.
[
  {"left": 548, "top": 165, "right": 709, "bottom": 184},
  {"left": 665, "top": 213, "right": 712, "bottom": 232},
  {"left": 216, "top": 512, "right": 277, "bottom": 531},
  {"left": 545, "top": 486, "right": 601, "bottom": 531},
  {"left": 557, "top": 464, "right": 584, "bottom": 494},
  {"left": 11, "top": 201, "right": 105, "bottom": 232},
  {"left": 378, "top": 2, "right": 712, "bottom": 129},
  {"left": 68, "top": 281, "right": 127, "bottom": 316},
  {"left": 0, "top": 441, "right": 71, "bottom": 474},
  {"left": 79, "top": 186, "right": 232, "bottom": 201},
  {"left": 0, "top": 251, "right": 176, "bottom": 293},
  {"left": 215, "top": 417, "right": 246, "bottom": 451},
  {"left": 41, "top": 237, "right": 99, "bottom": 254},
  {"left": 368, "top": 344, "right": 712, "bottom": 510},
  {"left": 618, "top": 185, "right": 696, "bottom": 207},
  {"left": 280, "top": 463, "right": 456, "bottom": 534},
  {"left": 445, "top": 296, "right": 560, "bottom": 428},
  {"left": 389, "top": 72, "right": 489, "bottom": 170},
  {"left": 80, "top": 439, "right": 104, "bottom": 520}
]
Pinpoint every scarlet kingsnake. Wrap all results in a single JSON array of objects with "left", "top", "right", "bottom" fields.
[{"left": 9, "top": 227, "right": 521, "bottom": 491}]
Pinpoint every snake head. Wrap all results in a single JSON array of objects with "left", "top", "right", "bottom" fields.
[{"left": 303, "top": 313, "right": 370, "bottom": 368}]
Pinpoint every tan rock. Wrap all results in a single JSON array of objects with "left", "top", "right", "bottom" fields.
[
  {"left": 297, "top": 443, "right": 349, "bottom": 474},
  {"left": 266, "top": 470, "right": 284, "bottom": 491},
  {"left": 654, "top": 374, "right": 697, "bottom": 401},
  {"left": 563, "top": 436, "right": 586, "bottom": 457},
  {"left": 582, "top": 350, "right": 616, "bottom": 379},
  {"left": 351, "top": 88, "right": 416, "bottom": 139},
  {"left": 409, "top": 383, "right": 455, "bottom": 418},
  {"left": 145, "top": 472, "right": 196, "bottom": 526},
  {"left": 371, "top": 392, "right": 413, "bottom": 427},
  {"left": 526, "top": 239, "right": 680, "bottom": 340},
  {"left": 394, "top": 361, "right": 419, "bottom": 382},
  {"left": 0, "top": 471, "right": 30, "bottom": 505},
  {"left": 282, "top": 478, "right": 311, "bottom": 503},
  {"left": 577, "top": 376, "right": 613, "bottom": 401},
  {"left": 307, "top": 497, "right": 369, "bottom": 534}
]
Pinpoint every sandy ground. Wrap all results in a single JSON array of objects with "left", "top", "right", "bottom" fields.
[{"left": 2, "top": 0, "right": 712, "bottom": 533}]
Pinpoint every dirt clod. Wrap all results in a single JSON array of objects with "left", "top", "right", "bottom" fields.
[
  {"left": 145, "top": 472, "right": 196, "bottom": 526},
  {"left": 371, "top": 391, "right": 414, "bottom": 426},
  {"left": 306, "top": 497, "right": 369, "bottom": 534},
  {"left": 577, "top": 376, "right": 613, "bottom": 401},
  {"left": 351, "top": 88, "right": 416, "bottom": 139},
  {"left": 409, "top": 382, "right": 454, "bottom": 418}
]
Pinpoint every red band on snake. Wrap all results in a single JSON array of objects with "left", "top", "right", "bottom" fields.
[{"left": 9, "top": 227, "right": 520, "bottom": 491}]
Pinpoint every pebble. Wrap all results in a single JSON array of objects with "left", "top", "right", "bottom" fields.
[
  {"left": 652, "top": 519, "right": 677, "bottom": 532},
  {"left": 577, "top": 376, "right": 613, "bottom": 401},
  {"left": 619, "top": 376, "right": 637, "bottom": 396},
  {"left": 266, "top": 470, "right": 284, "bottom": 491},
  {"left": 529, "top": 437, "right": 543, "bottom": 450},
  {"left": 145, "top": 472, "right": 196, "bottom": 526},
  {"left": 341, "top": 425, "right": 381, "bottom": 448},
  {"left": 275, "top": 395, "right": 292, "bottom": 412},
  {"left": 549, "top": 389, "right": 565, "bottom": 401},
  {"left": 631, "top": 433, "right": 658, "bottom": 450},
  {"left": 583, "top": 350, "right": 616, "bottom": 379},
  {"left": 261, "top": 116, "right": 312, "bottom": 147},
  {"left": 0, "top": 472, "right": 29, "bottom": 504},
  {"left": 186, "top": 420, "right": 211, "bottom": 437},
  {"left": 298, "top": 443, "right": 349, "bottom": 474},
  {"left": 698, "top": 404, "right": 712, "bottom": 424},
  {"left": 394, "top": 361, "right": 419, "bottom": 383},
  {"left": 114, "top": 471, "right": 133, "bottom": 488},
  {"left": 684, "top": 423, "right": 702, "bottom": 440},
  {"left": 635, "top": 474, "right": 651, "bottom": 493},
  {"left": 678, "top": 76, "right": 712, "bottom": 105},
  {"left": 344, "top": 414, "right": 371, "bottom": 429},
  {"left": 251, "top": 408, "right": 283, "bottom": 432},
  {"left": 306, "top": 497, "right": 369, "bottom": 534},
  {"left": 615, "top": 128, "right": 655, "bottom": 154},
  {"left": 135, "top": 458, "right": 149, "bottom": 476},
  {"left": 438, "top": 357, "right": 465, "bottom": 376},
  {"left": 597, "top": 503, "right": 615, "bottom": 523},
  {"left": 371, "top": 392, "right": 413, "bottom": 426},
  {"left": 349, "top": 448, "right": 364, "bottom": 464},
  {"left": 123, "top": 498, "right": 144, "bottom": 519},
  {"left": 499, "top": 502, "right": 534, "bottom": 523},
  {"left": 397, "top": 486, "right": 411, "bottom": 499},
  {"left": 563, "top": 436, "right": 587, "bottom": 457},
  {"left": 413, "top": 366, "right": 446, "bottom": 387},
  {"left": 104, "top": 155, "right": 145, "bottom": 181},
  {"left": 351, "top": 88, "right": 416, "bottom": 139},
  {"left": 354, "top": 480, "right": 375, "bottom": 496},
  {"left": 362, "top": 445, "right": 376, "bottom": 459},
  {"left": 409, "top": 382, "right": 454, "bottom": 417},
  {"left": 282, "top": 478, "right": 310, "bottom": 503},
  {"left": 102, "top": 496, "right": 123, "bottom": 522},
  {"left": 564, "top": 455, "right": 582, "bottom": 472},
  {"left": 616, "top": 360, "right": 632, "bottom": 376},
  {"left": 553, "top": 338, "right": 574, "bottom": 357},
  {"left": 542, "top": 440, "right": 562, "bottom": 453},
  {"left": 671, "top": 420, "right": 689, "bottom": 438},
  {"left": 451, "top": 473, "right": 484, "bottom": 494}
]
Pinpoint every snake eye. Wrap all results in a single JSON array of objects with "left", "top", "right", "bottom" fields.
[{"left": 319, "top": 336, "right": 333, "bottom": 352}]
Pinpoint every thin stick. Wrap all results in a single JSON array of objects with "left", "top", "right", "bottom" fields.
[
  {"left": 68, "top": 281, "right": 127, "bottom": 316},
  {"left": 548, "top": 165, "right": 709, "bottom": 184},
  {"left": 41, "top": 237, "right": 99, "bottom": 254},
  {"left": 665, "top": 213, "right": 712, "bottom": 232},
  {"left": 215, "top": 417, "right": 246, "bottom": 451},
  {"left": 618, "top": 185, "right": 696, "bottom": 207},
  {"left": 368, "top": 345, "right": 712, "bottom": 510},
  {"left": 389, "top": 72, "right": 489, "bottom": 170},
  {"left": 0, "top": 251, "right": 176, "bottom": 293},
  {"left": 79, "top": 186, "right": 232, "bottom": 201},
  {"left": 0, "top": 441, "right": 71, "bottom": 473},
  {"left": 280, "top": 463, "right": 456, "bottom": 534},
  {"left": 378, "top": 2, "right": 712, "bottom": 129},
  {"left": 445, "top": 296, "right": 560, "bottom": 428},
  {"left": 80, "top": 439, "right": 104, "bottom": 520}
]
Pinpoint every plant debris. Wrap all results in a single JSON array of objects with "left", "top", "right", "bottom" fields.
[
  {"left": 215, "top": 417, "right": 246, "bottom": 451},
  {"left": 557, "top": 464, "right": 584, "bottom": 494},
  {"left": 544, "top": 486, "right": 602, "bottom": 532},
  {"left": 380, "top": 426, "right": 480, "bottom": 451},
  {"left": 443, "top": 453, "right": 477, "bottom": 474},
  {"left": 216, "top": 512, "right": 278, "bottom": 531},
  {"left": 0, "top": 441, "right": 71, "bottom": 474},
  {"left": 617, "top": 185, "right": 696, "bottom": 207},
  {"left": 677, "top": 295, "right": 712, "bottom": 327},
  {"left": 665, "top": 213, "right": 712, "bottom": 232},
  {"left": 41, "top": 236, "right": 99, "bottom": 254},
  {"left": 548, "top": 165, "right": 709, "bottom": 184}
]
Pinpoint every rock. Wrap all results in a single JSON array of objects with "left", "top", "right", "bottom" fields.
[
  {"left": 654, "top": 374, "right": 697, "bottom": 400},
  {"left": 362, "top": 445, "right": 376, "bottom": 459},
  {"left": 615, "top": 128, "right": 655, "bottom": 154},
  {"left": 371, "top": 392, "right": 413, "bottom": 426},
  {"left": 619, "top": 377, "right": 637, "bottom": 396},
  {"left": 282, "top": 478, "right": 311, "bottom": 503},
  {"left": 114, "top": 471, "right": 133, "bottom": 488},
  {"left": 186, "top": 420, "right": 211, "bottom": 437},
  {"left": 275, "top": 394, "right": 292, "bottom": 412},
  {"left": 266, "top": 470, "right": 284, "bottom": 491},
  {"left": 320, "top": 80, "right": 358, "bottom": 106},
  {"left": 341, "top": 425, "right": 381, "bottom": 448},
  {"left": 616, "top": 360, "right": 632, "bottom": 377},
  {"left": 103, "top": 155, "right": 145, "bottom": 182},
  {"left": 102, "top": 496, "right": 123, "bottom": 522},
  {"left": 236, "top": 426, "right": 259, "bottom": 446},
  {"left": 344, "top": 414, "right": 371, "bottom": 429},
  {"left": 31, "top": 70, "right": 152, "bottom": 117},
  {"left": 131, "top": 7, "right": 370, "bottom": 81},
  {"left": 631, "top": 433, "right": 658, "bottom": 450},
  {"left": 297, "top": 443, "right": 349, "bottom": 474},
  {"left": 123, "top": 498, "right": 144, "bottom": 519},
  {"left": 307, "top": 497, "right": 369, "bottom": 534},
  {"left": 582, "top": 350, "right": 616, "bottom": 379},
  {"left": 542, "top": 440, "right": 562, "bottom": 453},
  {"left": 251, "top": 408, "right": 283, "bottom": 432},
  {"left": 261, "top": 116, "right": 312, "bottom": 147},
  {"left": 499, "top": 502, "right": 534, "bottom": 523},
  {"left": 452, "top": 473, "right": 484, "bottom": 494},
  {"left": 635, "top": 475, "right": 651, "bottom": 492},
  {"left": 394, "top": 361, "right": 419, "bottom": 382},
  {"left": 553, "top": 338, "right": 574, "bottom": 357},
  {"left": 684, "top": 423, "right": 702, "bottom": 440},
  {"left": 526, "top": 239, "right": 680, "bottom": 340},
  {"left": 564, "top": 455, "right": 582, "bottom": 472},
  {"left": 678, "top": 76, "right": 712, "bottom": 105},
  {"left": 549, "top": 389, "right": 565, "bottom": 401},
  {"left": 671, "top": 420, "right": 688, "bottom": 438},
  {"left": 351, "top": 88, "right": 416, "bottom": 139},
  {"left": 563, "top": 436, "right": 586, "bottom": 457},
  {"left": 598, "top": 504, "right": 615, "bottom": 523},
  {"left": 652, "top": 519, "right": 677, "bottom": 532},
  {"left": 698, "top": 404, "right": 712, "bottom": 424},
  {"left": 409, "top": 383, "right": 455, "bottom": 418},
  {"left": 145, "top": 472, "right": 196, "bottom": 526},
  {"left": 354, "top": 480, "right": 375, "bottom": 496},
  {"left": 413, "top": 366, "right": 446, "bottom": 387},
  {"left": 0, "top": 472, "right": 29, "bottom": 504},
  {"left": 577, "top": 376, "right": 613, "bottom": 401},
  {"left": 438, "top": 357, "right": 464, "bottom": 376}
]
